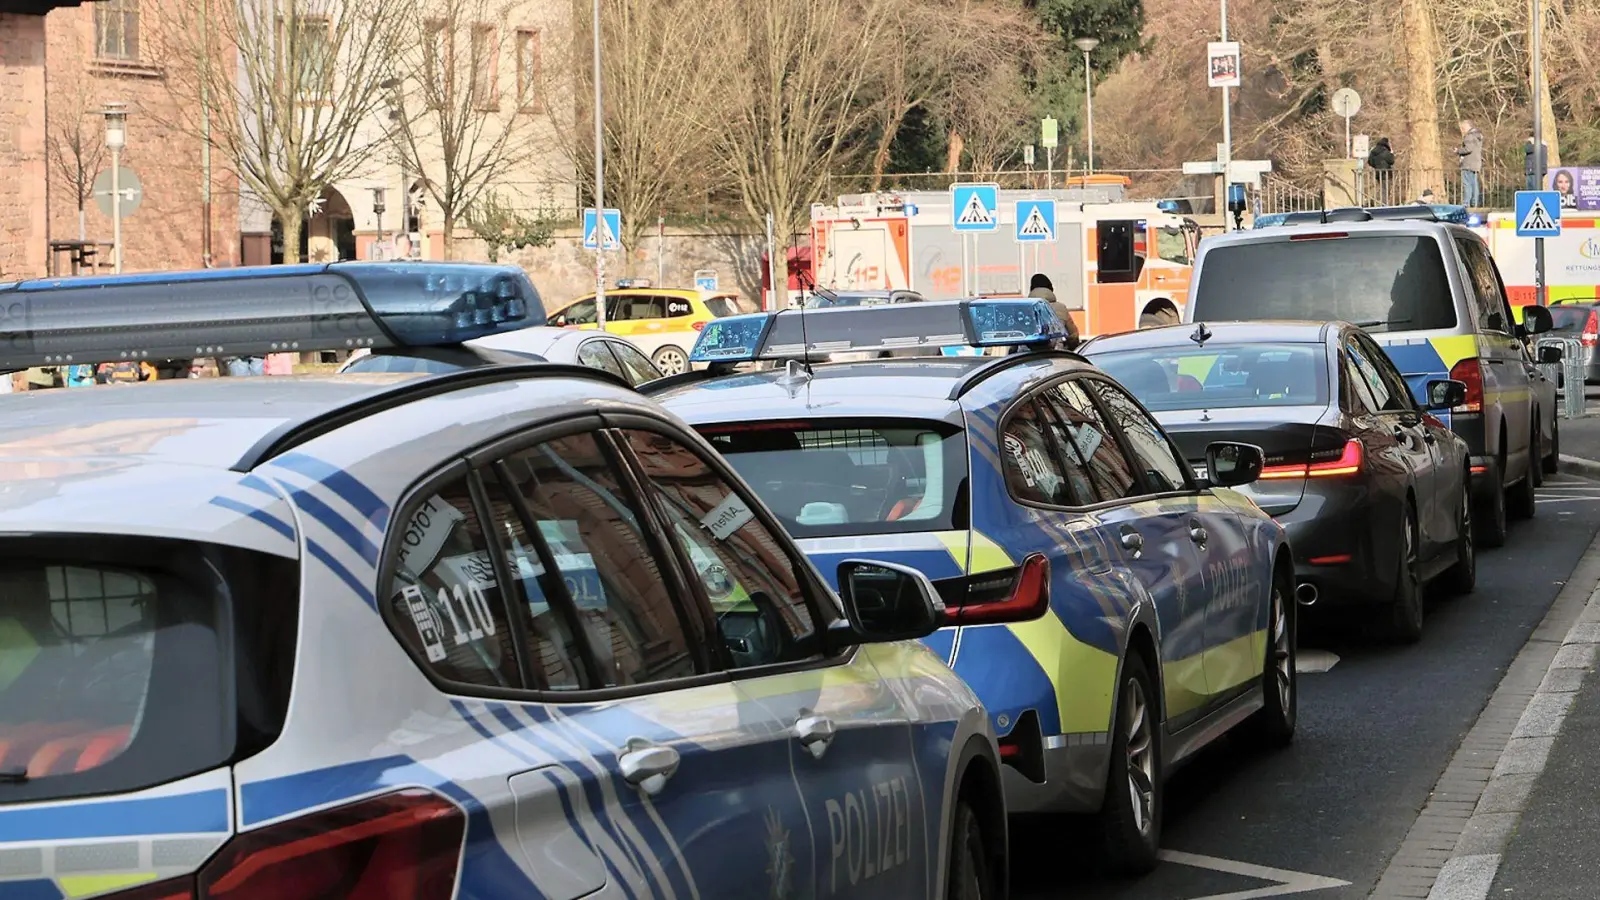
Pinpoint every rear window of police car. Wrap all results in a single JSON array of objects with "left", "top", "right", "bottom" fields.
[
  {"left": 1193, "top": 235, "right": 1457, "bottom": 332},
  {"left": 0, "top": 536, "right": 297, "bottom": 802}
]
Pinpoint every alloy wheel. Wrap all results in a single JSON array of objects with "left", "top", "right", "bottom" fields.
[
  {"left": 1270, "top": 585, "right": 1293, "bottom": 713},
  {"left": 1121, "top": 676, "right": 1156, "bottom": 834},
  {"left": 653, "top": 347, "right": 688, "bottom": 375}
]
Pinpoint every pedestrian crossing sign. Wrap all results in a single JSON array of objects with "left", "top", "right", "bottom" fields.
[
  {"left": 950, "top": 183, "right": 1000, "bottom": 233},
  {"left": 1515, "top": 191, "right": 1561, "bottom": 237},
  {"left": 583, "top": 207, "right": 623, "bottom": 250},
  {"left": 1014, "top": 199, "right": 1057, "bottom": 243}
]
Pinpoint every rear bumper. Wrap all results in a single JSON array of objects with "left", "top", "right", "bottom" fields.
[
  {"left": 1001, "top": 734, "right": 1110, "bottom": 815},
  {"left": 1275, "top": 484, "right": 1390, "bottom": 605}
]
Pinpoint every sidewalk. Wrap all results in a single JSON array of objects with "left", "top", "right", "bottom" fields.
[{"left": 1557, "top": 391, "right": 1600, "bottom": 479}]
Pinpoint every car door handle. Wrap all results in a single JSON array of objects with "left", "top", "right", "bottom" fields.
[
  {"left": 1189, "top": 523, "right": 1208, "bottom": 545},
  {"left": 794, "top": 715, "right": 837, "bottom": 760},
  {"left": 619, "top": 742, "right": 680, "bottom": 796},
  {"left": 1120, "top": 528, "right": 1144, "bottom": 557}
]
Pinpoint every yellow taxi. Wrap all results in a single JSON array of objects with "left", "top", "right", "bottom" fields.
[{"left": 546, "top": 285, "right": 743, "bottom": 375}]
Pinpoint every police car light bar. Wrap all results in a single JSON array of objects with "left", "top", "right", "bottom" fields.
[
  {"left": 0, "top": 262, "right": 543, "bottom": 370},
  {"left": 689, "top": 298, "right": 1069, "bottom": 364},
  {"left": 1254, "top": 204, "right": 1473, "bottom": 229}
]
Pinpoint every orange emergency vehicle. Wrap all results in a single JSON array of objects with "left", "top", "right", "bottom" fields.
[
  {"left": 808, "top": 186, "right": 1201, "bottom": 336},
  {"left": 1479, "top": 212, "right": 1600, "bottom": 308}
]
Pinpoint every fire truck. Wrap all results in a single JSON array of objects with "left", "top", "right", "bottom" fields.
[{"left": 808, "top": 185, "right": 1202, "bottom": 336}]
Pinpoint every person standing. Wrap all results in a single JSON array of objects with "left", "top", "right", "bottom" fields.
[
  {"left": 1028, "top": 274, "right": 1081, "bottom": 350},
  {"left": 1524, "top": 136, "right": 1549, "bottom": 191},
  {"left": 1368, "top": 137, "right": 1396, "bottom": 205},
  {"left": 1456, "top": 119, "right": 1485, "bottom": 207}
]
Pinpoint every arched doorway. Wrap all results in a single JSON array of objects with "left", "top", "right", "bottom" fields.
[{"left": 268, "top": 187, "right": 356, "bottom": 263}]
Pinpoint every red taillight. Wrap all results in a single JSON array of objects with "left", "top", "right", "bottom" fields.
[
  {"left": 1583, "top": 311, "right": 1597, "bottom": 347},
  {"left": 1289, "top": 232, "right": 1349, "bottom": 241},
  {"left": 1258, "top": 440, "right": 1364, "bottom": 480},
  {"left": 108, "top": 790, "right": 466, "bottom": 900},
  {"left": 692, "top": 320, "right": 707, "bottom": 331},
  {"left": 941, "top": 553, "right": 1050, "bottom": 626},
  {"left": 1449, "top": 357, "right": 1485, "bottom": 413}
]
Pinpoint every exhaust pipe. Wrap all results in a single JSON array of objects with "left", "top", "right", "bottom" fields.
[{"left": 1295, "top": 583, "right": 1318, "bottom": 606}]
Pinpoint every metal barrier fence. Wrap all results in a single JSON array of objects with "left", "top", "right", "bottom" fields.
[{"left": 1536, "top": 336, "right": 1587, "bottom": 419}]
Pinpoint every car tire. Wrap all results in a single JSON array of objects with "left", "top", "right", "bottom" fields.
[
  {"left": 1098, "top": 653, "right": 1162, "bottom": 876},
  {"left": 1439, "top": 478, "right": 1477, "bottom": 597},
  {"left": 1545, "top": 418, "right": 1561, "bottom": 475},
  {"left": 1531, "top": 422, "right": 1545, "bottom": 488},
  {"left": 1238, "top": 570, "right": 1296, "bottom": 748},
  {"left": 1383, "top": 504, "right": 1424, "bottom": 644},
  {"left": 946, "top": 799, "right": 994, "bottom": 900},
  {"left": 651, "top": 345, "right": 689, "bottom": 376},
  {"left": 1475, "top": 458, "right": 1509, "bottom": 548}
]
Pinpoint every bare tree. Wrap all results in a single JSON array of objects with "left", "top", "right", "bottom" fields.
[
  {"left": 705, "top": 0, "right": 892, "bottom": 275},
  {"left": 391, "top": 0, "right": 543, "bottom": 259},
  {"left": 155, "top": 0, "right": 409, "bottom": 262},
  {"left": 46, "top": 75, "right": 107, "bottom": 241}
]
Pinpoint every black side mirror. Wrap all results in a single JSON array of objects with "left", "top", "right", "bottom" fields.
[
  {"left": 1538, "top": 345, "right": 1565, "bottom": 364},
  {"left": 1425, "top": 378, "right": 1469, "bottom": 410},
  {"left": 828, "top": 560, "right": 944, "bottom": 645},
  {"left": 1203, "top": 441, "right": 1265, "bottom": 487},
  {"left": 1522, "top": 305, "right": 1554, "bottom": 335}
]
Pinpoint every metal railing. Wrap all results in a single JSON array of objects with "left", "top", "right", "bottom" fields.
[
  {"left": 1536, "top": 336, "right": 1587, "bottom": 419},
  {"left": 822, "top": 168, "right": 1189, "bottom": 202}
]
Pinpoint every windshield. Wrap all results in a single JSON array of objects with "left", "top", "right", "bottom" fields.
[
  {"left": 696, "top": 418, "right": 968, "bottom": 538},
  {"left": 0, "top": 536, "right": 296, "bottom": 803},
  {"left": 1193, "top": 236, "right": 1457, "bottom": 332},
  {"left": 1094, "top": 342, "right": 1330, "bottom": 411}
]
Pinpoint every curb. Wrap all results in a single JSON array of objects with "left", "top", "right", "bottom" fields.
[
  {"left": 1558, "top": 454, "right": 1600, "bottom": 482},
  {"left": 1364, "top": 531, "right": 1600, "bottom": 899}
]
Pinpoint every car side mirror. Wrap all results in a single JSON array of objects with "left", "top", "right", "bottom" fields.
[
  {"left": 1425, "top": 378, "right": 1469, "bottom": 410},
  {"left": 1522, "top": 304, "right": 1554, "bottom": 335},
  {"left": 829, "top": 560, "right": 944, "bottom": 645},
  {"left": 1538, "top": 345, "right": 1564, "bottom": 364},
  {"left": 1204, "top": 441, "right": 1264, "bottom": 487}
]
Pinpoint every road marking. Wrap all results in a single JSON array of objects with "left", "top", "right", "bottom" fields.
[
  {"left": 1158, "top": 850, "right": 1351, "bottom": 899},
  {"left": 1295, "top": 650, "right": 1339, "bottom": 673}
]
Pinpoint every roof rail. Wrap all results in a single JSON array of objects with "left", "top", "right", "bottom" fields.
[
  {"left": 231, "top": 363, "right": 627, "bottom": 472},
  {"left": 950, "top": 349, "right": 1090, "bottom": 400}
]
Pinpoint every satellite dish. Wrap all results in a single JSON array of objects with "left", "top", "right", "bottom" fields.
[{"left": 1331, "top": 88, "right": 1362, "bottom": 119}]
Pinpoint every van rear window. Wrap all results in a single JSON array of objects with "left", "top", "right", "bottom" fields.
[
  {"left": 1193, "top": 236, "right": 1457, "bottom": 332},
  {"left": 0, "top": 536, "right": 297, "bottom": 803}
]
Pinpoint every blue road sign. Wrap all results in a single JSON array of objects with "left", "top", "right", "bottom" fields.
[
  {"left": 694, "top": 270, "right": 718, "bottom": 292},
  {"left": 1015, "top": 199, "right": 1057, "bottom": 243},
  {"left": 583, "top": 207, "right": 623, "bottom": 250},
  {"left": 950, "top": 183, "right": 999, "bottom": 233},
  {"left": 1515, "top": 191, "right": 1562, "bottom": 237}
]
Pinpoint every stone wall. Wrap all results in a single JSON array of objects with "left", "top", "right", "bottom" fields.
[{"left": 0, "top": 13, "right": 48, "bottom": 280}]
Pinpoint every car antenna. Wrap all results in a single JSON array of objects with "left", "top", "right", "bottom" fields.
[
  {"left": 1190, "top": 322, "right": 1213, "bottom": 346},
  {"left": 795, "top": 268, "right": 818, "bottom": 373}
]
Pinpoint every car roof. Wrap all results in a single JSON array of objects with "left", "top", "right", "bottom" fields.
[
  {"left": 470, "top": 324, "right": 587, "bottom": 356},
  {"left": 1205, "top": 218, "right": 1479, "bottom": 248},
  {"left": 1083, "top": 321, "right": 1336, "bottom": 353}
]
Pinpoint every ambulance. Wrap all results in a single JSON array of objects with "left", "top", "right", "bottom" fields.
[
  {"left": 1479, "top": 212, "right": 1600, "bottom": 308},
  {"left": 809, "top": 183, "right": 1202, "bottom": 338}
]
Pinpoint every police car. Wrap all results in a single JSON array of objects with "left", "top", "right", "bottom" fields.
[
  {"left": 0, "top": 264, "right": 1009, "bottom": 900},
  {"left": 646, "top": 300, "right": 1298, "bottom": 874}
]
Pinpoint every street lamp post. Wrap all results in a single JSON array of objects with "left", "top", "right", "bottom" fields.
[
  {"left": 102, "top": 102, "right": 128, "bottom": 274},
  {"left": 1074, "top": 37, "right": 1100, "bottom": 176},
  {"left": 1532, "top": 0, "right": 1547, "bottom": 308},
  {"left": 591, "top": 0, "right": 607, "bottom": 327},
  {"left": 372, "top": 188, "right": 387, "bottom": 260}
]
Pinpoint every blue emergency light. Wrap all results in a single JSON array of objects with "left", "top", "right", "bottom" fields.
[
  {"left": 0, "top": 262, "right": 543, "bottom": 370},
  {"left": 688, "top": 298, "right": 1069, "bottom": 364},
  {"left": 1253, "top": 203, "right": 1474, "bottom": 229}
]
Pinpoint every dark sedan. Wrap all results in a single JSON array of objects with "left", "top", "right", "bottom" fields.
[{"left": 1082, "top": 320, "right": 1476, "bottom": 643}]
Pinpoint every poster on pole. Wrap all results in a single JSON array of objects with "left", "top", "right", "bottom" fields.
[
  {"left": 1546, "top": 167, "right": 1600, "bottom": 211},
  {"left": 1207, "top": 42, "right": 1241, "bottom": 88}
]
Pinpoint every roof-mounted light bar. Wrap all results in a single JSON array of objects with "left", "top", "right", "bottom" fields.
[
  {"left": 0, "top": 262, "right": 544, "bottom": 371},
  {"left": 688, "top": 298, "right": 1069, "bottom": 364},
  {"left": 1254, "top": 203, "right": 1473, "bottom": 229}
]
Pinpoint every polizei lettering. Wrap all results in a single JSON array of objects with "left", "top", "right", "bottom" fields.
[
  {"left": 825, "top": 776, "right": 911, "bottom": 892},
  {"left": 1207, "top": 550, "right": 1259, "bottom": 613}
]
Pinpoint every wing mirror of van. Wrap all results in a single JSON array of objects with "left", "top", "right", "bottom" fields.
[{"left": 1520, "top": 305, "right": 1554, "bottom": 336}]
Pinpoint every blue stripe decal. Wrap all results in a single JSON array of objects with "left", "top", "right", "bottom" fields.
[
  {"left": 273, "top": 453, "right": 391, "bottom": 531},
  {"left": 209, "top": 496, "right": 295, "bottom": 542},
  {"left": 238, "top": 474, "right": 279, "bottom": 498},
  {"left": 538, "top": 768, "right": 599, "bottom": 857},
  {"left": 293, "top": 489, "right": 380, "bottom": 567},
  {"left": 0, "top": 879, "right": 63, "bottom": 900},
  {"left": 307, "top": 540, "right": 376, "bottom": 609},
  {"left": 0, "top": 789, "right": 229, "bottom": 842},
  {"left": 240, "top": 755, "right": 418, "bottom": 825}
]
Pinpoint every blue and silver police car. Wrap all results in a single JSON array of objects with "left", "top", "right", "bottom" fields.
[
  {"left": 646, "top": 300, "right": 1298, "bottom": 874},
  {"left": 0, "top": 264, "right": 1010, "bottom": 900}
]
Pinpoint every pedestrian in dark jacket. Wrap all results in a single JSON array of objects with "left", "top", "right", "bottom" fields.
[
  {"left": 1368, "top": 137, "right": 1395, "bottom": 204},
  {"left": 1028, "top": 273, "right": 1081, "bottom": 350}
]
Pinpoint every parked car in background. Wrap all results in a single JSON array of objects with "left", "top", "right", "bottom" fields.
[
  {"left": 338, "top": 325, "right": 663, "bottom": 386},
  {"left": 546, "top": 286, "right": 742, "bottom": 375},
  {"left": 1548, "top": 298, "right": 1600, "bottom": 385},
  {"left": 1084, "top": 320, "right": 1476, "bottom": 643}
]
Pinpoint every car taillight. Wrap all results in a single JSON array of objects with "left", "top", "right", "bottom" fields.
[
  {"left": 941, "top": 553, "right": 1050, "bottom": 626},
  {"left": 1583, "top": 310, "right": 1598, "bottom": 347},
  {"left": 106, "top": 789, "right": 466, "bottom": 900},
  {"left": 1258, "top": 439, "right": 1364, "bottom": 479},
  {"left": 1449, "top": 357, "right": 1485, "bottom": 413},
  {"left": 692, "top": 320, "right": 707, "bottom": 331}
]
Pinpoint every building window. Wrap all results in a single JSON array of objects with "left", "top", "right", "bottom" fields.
[
  {"left": 284, "top": 15, "right": 334, "bottom": 99},
  {"left": 516, "top": 29, "right": 541, "bottom": 111},
  {"left": 95, "top": 0, "right": 141, "bottom": 62},
  {"left": 470, "top": 24, "right": 498, "bottom": 110}
]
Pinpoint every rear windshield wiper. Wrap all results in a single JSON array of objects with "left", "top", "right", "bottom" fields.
[
  {"left": 0, "top": 767, "right": 29, "bottom": 784},
  {"left": 1354, "top": 318, "right": 1413, "bottom": 328}
]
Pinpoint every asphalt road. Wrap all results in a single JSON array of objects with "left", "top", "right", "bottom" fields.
[
  {"left": 1011, "top": 472, "right": 1600, "bottom": 900},
  {"left": 1556, "top": 390, "right": 1600, "bottom": 462}
]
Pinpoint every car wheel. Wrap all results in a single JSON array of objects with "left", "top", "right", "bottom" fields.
[
  {"left": 1545, "top": 418, "right": 1561, "bottom": 475},
  {"left": 651, "top": 345, "right": 689, "bottom": 376},
  {"left": 1383, "top": 504, "right": 1424, "bottom": 644},
  {"left": 1238, "top": 571, "right": 1296, "bottom": 748},
  {"left": 1475, "top": 458, "right": 1509, "bottom": 548},
  {"left": 946, "top": 799, "right": 994, "bottom": 900},
  {"left": 1098, "top": 653, "right": 1161, "bottom": 875},
  {"left": 1439, "top": 478, "right": 1477, "bottom": 596},
  {"left": 1530, "top": 422, "right": 1544, "bottom": 488}
]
